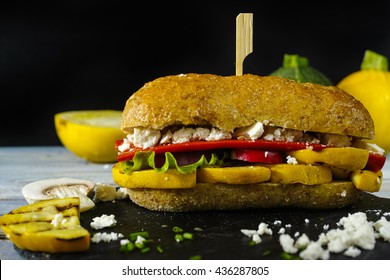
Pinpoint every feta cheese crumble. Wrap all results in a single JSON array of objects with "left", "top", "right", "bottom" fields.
[
  {"left": 241, "top": 211, "right": 390, "bottom": 260},
  {"left": 286, "top": 155, "right": 298, "bottom": 165},
  {"left": 279, "top": 234, "right": 298, "bottom": 254},
  {"left": 51, "top": 213, "right": 66, "bottom": 228},
  {"left": 90, "top": 214, "right": 117, "bottom": 230},
  {"left": 241, "top": 222, "right": 273, "bottom": 245},
  {"left": 118, "top": 122, "right": 331, "bottom": 152},
  {"left": 91, "top": 232, "right": 124, "bottom": 243}
]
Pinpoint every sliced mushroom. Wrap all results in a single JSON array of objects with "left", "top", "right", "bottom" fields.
[{"left": 22, "top": 178, "right": 95, "bottom": 212}]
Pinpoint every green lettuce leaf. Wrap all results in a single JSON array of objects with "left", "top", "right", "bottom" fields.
[{"left": 119, "top": 151, "right": 225, "bottom": 174}]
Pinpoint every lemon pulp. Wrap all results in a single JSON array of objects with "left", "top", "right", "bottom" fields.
[{"left": 54, "top": 110, "right": 126, "bottom": 163}]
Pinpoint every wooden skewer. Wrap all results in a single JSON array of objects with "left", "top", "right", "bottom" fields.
[{"left": 235, "top": 13, "right": 253, "bottom": 76}]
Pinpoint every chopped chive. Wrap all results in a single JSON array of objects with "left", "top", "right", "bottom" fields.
[
  {"left": 129, "top": 231, "right": 149, "bottom": 241},
  {"left": 280, "top": 252, "right": 301, "bottom": 260},
  {"left": 135, "top": 241, "right": 145, "bottom": 249},
  {"left": 173, "top": 226, "right": 183, "bottom": 233},
  {"left": 140, "top": 247, "right": 151, "bottom": 254},
  {"left": 248, "top": 240, "right": 257, "bottom": 246},
  {"left": 175, "top": 234, "right": 184, "bottom": 242},
  {"left": 183, "top": 232, "right": 194, "bottom": 240},
  {"left": 120, "top": 244, "right": 128, "bottom": 252},
  {"left": 156, "top": 245, "right": 164, "bottom": 253},
  {"left": 120, "top": 241, "right": 135, "bottom": 253},
  {"left": 262, "top": 250, "right": 272, "bottom": 256},
  {"left": 189, "top": 255, "right": 202, "bottom": 260},
  {"left": 126, "top": 241, "right": 135, "bottom": 252}
]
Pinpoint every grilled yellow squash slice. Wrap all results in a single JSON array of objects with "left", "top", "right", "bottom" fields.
[{"left": 0, "top": 197, "right": 90, "bottom": 253}]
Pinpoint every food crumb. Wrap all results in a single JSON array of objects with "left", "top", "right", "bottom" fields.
[
  {"left": 323, "top": 224, "right": 329, "bottom": 230},
  {"left": 91, "top": 232, "right": 124, "bottom": 243}
]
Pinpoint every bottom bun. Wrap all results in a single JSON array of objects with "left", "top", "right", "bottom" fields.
[{"left": 125, "top": 181, "right": 361, "bottom": 212}]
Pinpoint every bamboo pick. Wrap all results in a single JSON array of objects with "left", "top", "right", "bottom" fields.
[{"left": 235, "top": 13, "right": 253, "bottom": 76}]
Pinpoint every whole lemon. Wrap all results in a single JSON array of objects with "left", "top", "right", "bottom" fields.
[
  {"left": 338, "top": 50, "right": 390, "bottom": 154},
  {"left": 54, "top": 110, "right": 126, "bottom": 163}
]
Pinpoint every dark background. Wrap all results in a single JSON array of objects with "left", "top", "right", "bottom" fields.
[{"left": 1, "top": 0, "right": 390, "bottom": 146}]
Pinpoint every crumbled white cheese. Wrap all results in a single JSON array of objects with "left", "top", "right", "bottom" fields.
[
  {"left": 333, "top": 212, "right": 376, "bottom": 250},
  {"left": 323, "top": 224, "right": 329, "bottom": 230},
  {"left": 274, "top": 220, "right": 282, "bottom": 225},
  {"left": 241, "top": 211, "right": 390, "bottom": 260},
  {"left": 172, "top": 128, "right": 196, "bottom": 143},
  {"left": 241, "top": 229, "right": 257, "bottom": 237},
  {"left": 279, "top": 234, "right": 298, "bottom": 254},
  {"left": 304, "top": 219, "right": 310, "bottom": 224},
  {"left": 117, "top": 138, "right": 130, "bottom": 152},
  {"left": 252, "top": 233, "right": 262, "bottom": 244},
  {"left": 90, "top": 214, "right": 117, "bottom": 230},
  {"left": 317, "top": 232, "right": 328, "bottom": 246},
  {"left": 128, "top": 128, "right": 161, "bottom": 149},
  {"left": 135, "top": 235, "right": 146, "bottom": 246},
  {"left": 257, "top": 222, "right": 273, "bottom": 235},
  {"left": 205, "top": 128, "right": 232, "bottom": 141},
  {"left": 119, "top": 122, "right": 330, "bottom": 152},
  {"left": 343, "top": 246, "right": 361, "bottom": 258},
  {"left": 159, "top": 130, "right": 172, "bottom": 144},
  {"left": 241, "top": 222, "right": 272, "bottom": 245},
  {"left": 120, "top": 239, "right": 130, "bottom": 246},
  {"left": 263, "top": 127, "right": 290, "bottom": 141},
  {"left": 286, "top": 155, "right": 298, "bottom": 165},
  {"left": 299, "top": 241, "right": 329, "bottom": 260},
  {"left": 263, "top": 134, "right": 275, "bottom": 141},
  {"left": 91, "top": 232, "right": 124, "bottom": 243},
  {"left": 373, "top": 217, "right": 390, "bottom": 241},
  {"left": 51, "top": 213, "right": 65, "bottom": 228},
  {"left": 116, "top": 187, "right": 129, "bottom": 200},
  {"left": 192, "top": 127, "right": 211, "bottom": 141},
  {"left": 295, "top": 233, "right": 310, "bottom": 249}
]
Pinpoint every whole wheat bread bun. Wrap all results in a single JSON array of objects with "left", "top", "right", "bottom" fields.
[
  {"left": 125, "top": 180, "right": 361, "bottom": 212},
  {"left": 122, "top": 73, "right": 374, "bottom": 139}
]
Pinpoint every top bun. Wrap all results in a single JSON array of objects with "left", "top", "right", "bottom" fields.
[{"left": 121, "top": 74, "right": 374, "bottom": 139}]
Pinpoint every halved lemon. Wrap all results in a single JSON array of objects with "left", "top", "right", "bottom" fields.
[{"left": 54, "top": 110, "right": 126, "bottom": 163}]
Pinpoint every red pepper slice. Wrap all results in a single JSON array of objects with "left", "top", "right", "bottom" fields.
[
  {"left": 231, "top": 149, "right": 284, "bottom": 164},
  {"left": 365, "top": 153, "right": 387, "bottom": 172},
  {"left": 116, "top": 139, "right": 327, "bottom": 162}
]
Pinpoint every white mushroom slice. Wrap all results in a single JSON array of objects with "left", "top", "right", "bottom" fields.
[{"left": 22, "top": 178, "right": 95, "bottom": 212}]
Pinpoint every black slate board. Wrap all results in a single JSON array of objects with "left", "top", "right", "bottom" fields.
[{"left": 16, "top": 192, "right": 390, "bottom": 260}]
